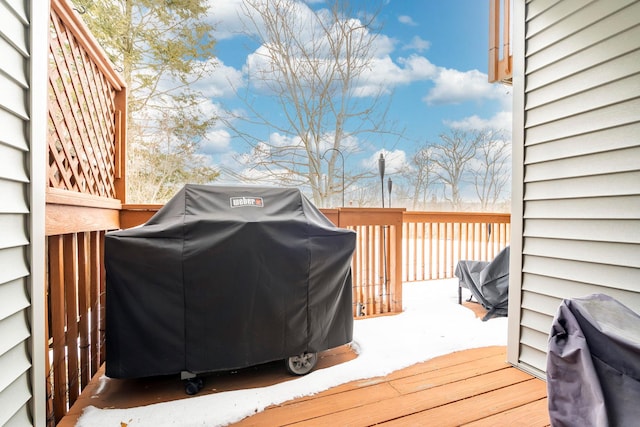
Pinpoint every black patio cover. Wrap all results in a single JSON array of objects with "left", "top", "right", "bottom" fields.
[
  {"left": 105, "top": 184, "right": 356, "bottom": 379},
  {"left": 454, "top": 246, "right": 510, "bottom": 320},
  {"left": 547, "top": 294, "right": 640, "bottom": 427}
]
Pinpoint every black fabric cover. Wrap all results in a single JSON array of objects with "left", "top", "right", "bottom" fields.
[
  {"left": 547, "top": 294, "right": 640, "bottom": 427},
  {"left": 105, "top": 184, "right": 356, "bottom": 379},
  {"left": 454, "top": 246, "right": 510, "bottom": 320}
]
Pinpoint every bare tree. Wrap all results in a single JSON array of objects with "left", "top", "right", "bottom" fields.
[
  {"left": 401, "top": 146, "right": 436, "bottom": 210},
  {"left": 471, "top": 130, "right": 511, "bottom": 210},
  {"left": 225, "top": 0, "right": 400, "bottom": 206},
  {"left": 430, "top": 129, "right": 478, "bottom": 210},
  {"left": 126, "top": 102, "right": 220, "bottom": 203},
  {"left": 347, "top": 180, "right": 382, "bottom": 207}
]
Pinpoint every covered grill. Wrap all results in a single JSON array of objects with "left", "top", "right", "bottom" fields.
[{"left": 105, "top": 185, "right": 356, "bottom": 381}]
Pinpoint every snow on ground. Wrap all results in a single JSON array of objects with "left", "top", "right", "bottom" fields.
[{"left": 77, "top": 279, "right": 507, "bottom": 427}]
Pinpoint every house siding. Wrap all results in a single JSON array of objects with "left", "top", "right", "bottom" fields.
[
  {"left": 508, "top": 0, "right": 640, "bottom": 377},
  {"left": 0, "top": 0, "right": 48, "bottom": 425}
]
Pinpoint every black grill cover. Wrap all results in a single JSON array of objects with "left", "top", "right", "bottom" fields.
[{"left": 105, "top": 185, "right": 356, "bottom": 379}]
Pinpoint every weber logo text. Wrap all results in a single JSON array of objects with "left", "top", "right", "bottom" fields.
[{"left": 230, "top": 196, "right": 264, "bottom": 208}]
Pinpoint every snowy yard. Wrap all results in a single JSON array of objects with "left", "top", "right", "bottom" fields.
[{"left": 77, "top": 279, "right": 507, "bottom": 427}]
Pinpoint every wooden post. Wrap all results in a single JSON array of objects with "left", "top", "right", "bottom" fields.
[
  {"left": 488, "top": 0, "right": 500, "bottom": 82},
  {"left": 114, "top": 87, "right": 128, "bottom": 204}
]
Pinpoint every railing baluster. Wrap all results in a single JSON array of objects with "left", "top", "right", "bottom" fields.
[
  {"left": 368, "top": 225, "right": 376, "bottom": 315},
  {"left": 63, "top": 234, "right": 80, "bottom": 406},
  {"left": 48, "top": 235, "right": 67, "bottom": 422},
  {"left": 99, "top": 231, "right": 107, "bottom": 365},
  {"left": 89, "top": 231, "right": 100, "bottom": 377},
  {"left": 400, "top": 212, "right": 510, "bottom": 283},
  {"left": 77, "top": 232, "right": 91, "bottom": 389}
]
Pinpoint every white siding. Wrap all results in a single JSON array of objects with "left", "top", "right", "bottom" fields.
[
  {"left": 0, "top": 0, "right": 48, "bottom": 425},
  {"left": 508, "top": 0, "right": 640, "bottom": 377}
]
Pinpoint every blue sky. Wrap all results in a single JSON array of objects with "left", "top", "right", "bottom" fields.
[{"left": 196, "top": 0, "right": 511, "bottom": 192}]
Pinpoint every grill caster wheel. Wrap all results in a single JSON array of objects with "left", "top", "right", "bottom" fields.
[
  {"left": 285, "top": 352, "right": 318, "bottom": 376},
  {"left": 185, "top": 377, "right": 204, "bottom": 395}
]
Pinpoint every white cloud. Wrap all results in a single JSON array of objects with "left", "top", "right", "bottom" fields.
[
  {"left": 398, "top": 15, "right": 417, "bottom": 26},
  {"left": 353, "top": 55, "right": 437, "bottom": 97},
  {"left": 402, "top": 35, "right": 431, "bottom": 52},
  {"left": 269, "top": 132, "right": 304, "bottom": 148},
  {"left": 424, "top": 68, "right": 508, "bottom": 105},
  {"left": 445, "top": 111, "right": 513, "bottom": 134},
  {"left": 364, "top": 149, "right": 406, "bottom": 175},
  {"left": 207, "top": 0, "right": 249, "bottom": 40},
  {"left": 190, "top": 58, "right": 245, "bottom": 98},
  {"left": 397, "top": 55, "right": 438, "bottom": 80},
  {"left": 201, "top": 129, "right": 232, "bottom": 154},
  {"left": 370, "top": 33, "right": 396, "bottom": 58}
]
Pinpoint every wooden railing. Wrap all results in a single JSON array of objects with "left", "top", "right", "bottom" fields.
[
  {"left": 328, "top": 209, "right": 405, "bottom": 317},
  {"left": 46, "top": 232, "right": 107, "bottom": 425},
  {"left": 121, "top": 208, "right": 510, "bottom": 318},
  {"left": 45, "top": 0, "right": 126, "bottom": 425},
  {"left": 49, "top": 204, "right": 510, "bottom": 425},
  {"left": 121, "top": 206, "right": 406, "bottom": 318},
  {"left": 402, "top": 212, "right": 511, "bottom": 282}
]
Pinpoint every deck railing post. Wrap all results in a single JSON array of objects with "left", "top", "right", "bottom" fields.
[
  {"left": 114, "top": 87, "right": 128, "bottom": 203},
  {"left": 46, "top": 0, "right": 126, "bottom": 419}
]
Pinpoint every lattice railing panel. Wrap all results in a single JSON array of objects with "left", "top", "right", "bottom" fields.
[{"left": 48, "top": 8, "right": 118, "bottom": 198}]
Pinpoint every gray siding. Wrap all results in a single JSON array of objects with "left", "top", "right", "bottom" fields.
[
  {"left": 0, "top": 0, "right": 47, "bottom": 425},
  {"left": 509, "top": 0, "right": 640, "bottom": 376}
]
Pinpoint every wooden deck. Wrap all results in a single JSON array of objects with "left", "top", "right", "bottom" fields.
[
  {"left": 60, "top": 304, "right": 549, "bottom": 426},
  {"left": 232, "top": 346, "right": 549, "bottom": 426}
]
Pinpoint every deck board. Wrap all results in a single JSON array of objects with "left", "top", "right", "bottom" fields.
[
  {"left": 388, "top": 353, "right": 509, "bottom": 394},
  {"left": 274, "top": 368, "right": 528, "bottom": 427},
  {"left": 234, "top": 346, "right": 549, "bottom": 426},
  {"left": 380, "top": 379, "right": 548, "bottom": 426},
  {"left": 462, "top": 398, "right": 550, "bottom": 426}
]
